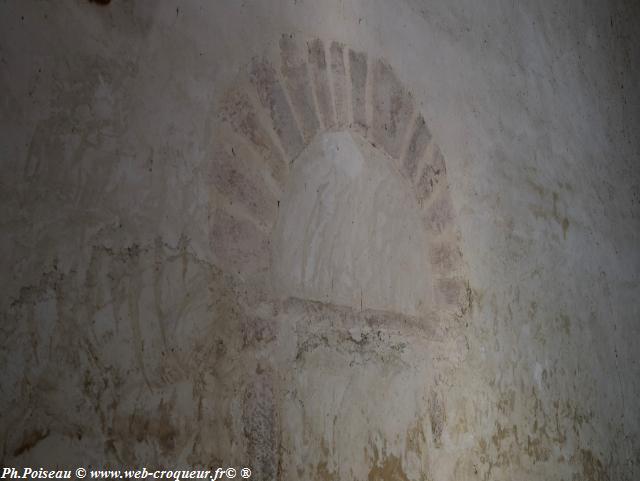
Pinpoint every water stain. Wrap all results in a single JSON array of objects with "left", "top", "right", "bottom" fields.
[
  {"left": 428, "top": 390, "right": 446, "bottom": 447},
  {"left": 13, "top": 428, "right": 50, "bottom": 457},
  {"left": 574, "top": 449, "right": 609, "bottom": 481},
  {"left": 368, "top": 453, "right": 411, "bottom": 481}
]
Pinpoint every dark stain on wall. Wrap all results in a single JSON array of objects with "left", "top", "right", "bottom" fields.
[
  {"left": 428, "top": 390, "right": 446, "bottom": 448},
  {"left": 12, "top": 428, "right": 50, "bottom": 457}
]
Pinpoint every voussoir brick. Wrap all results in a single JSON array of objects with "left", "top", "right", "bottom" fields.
[
  {"left": 307, "top": 38, "right": 336, "bottom": 130},
  {"left": 372, "top": 59, "right": 414, "bottom": 159},
  {"left": 280, "top": 34, "right": 320, "bottom": 144}
]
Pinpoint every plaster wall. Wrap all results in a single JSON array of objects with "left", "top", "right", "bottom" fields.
[{"left": 1, "top": 1, "right": 639, "bottom": 480}]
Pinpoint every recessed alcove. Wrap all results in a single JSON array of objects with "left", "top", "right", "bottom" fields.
[{"left": 272, "top": 130, "right": 434, "bottom": 317}]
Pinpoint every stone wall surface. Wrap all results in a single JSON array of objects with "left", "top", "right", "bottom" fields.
[{"left": 0, "top": 1, "right": 638, "bottom": 481}]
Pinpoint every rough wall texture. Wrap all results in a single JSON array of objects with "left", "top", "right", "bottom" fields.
[{"left": 1, "top": 1, "right": 639, "bottom": 481}]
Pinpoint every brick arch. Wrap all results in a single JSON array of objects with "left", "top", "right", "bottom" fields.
[{"left": 209, "top": 33, "right": 468, "bottom": 318}]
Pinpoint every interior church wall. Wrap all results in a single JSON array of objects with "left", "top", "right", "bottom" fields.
[{"left": 1, "top": 1, "right": 638, "bottom": 480}]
